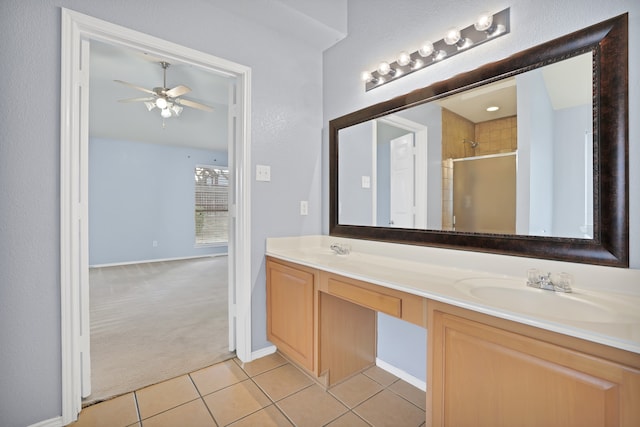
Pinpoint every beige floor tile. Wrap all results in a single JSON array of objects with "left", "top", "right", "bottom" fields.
[
  {"left": 329, "top": 373, "right": 384, "bottom": 408},
  {"left": 135, "top": 375, "right": 200, "bottom": 419},
  {"left": 388, "top": 379, "right": 426, "bottom": 410},
  {"left": 190, "top": 359, "right": 248, "bottom": 396},
  {"left": 277, "top": 384, "right": 348, "bottom": 426},
  {"left": 203, "top": 379, "right": 271, "bottom": 426},
  {"left": 362, "top": 366, "right": 398, "bottom": 387},
  {"left": 325, "top": 411, "right": 371, "bottom": 427},
  {"left": 252, "top": 363, "right": 314, "bottom": 401},
  {"left": 141, "top": 399, "right": 216, "bottom": 427},
  {"left": 227, "top": 404, "right": 293, "bottom": 427},
  {"left": 354, "top": 389, "right": 425, "bottom": 427},
  {"left": 234, "top": 352, "right": 287, "bottom": 377},
  {"left": 69, "top": 393, "right": 138, "bottom": 427}
]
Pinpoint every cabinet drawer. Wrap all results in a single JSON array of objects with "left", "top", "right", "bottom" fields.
[
  {"left": 319, "top": 271, "right": 426, "bottom": 327},
  {"left": 327, "top": 277, "right": 401, "bottom": 317}
]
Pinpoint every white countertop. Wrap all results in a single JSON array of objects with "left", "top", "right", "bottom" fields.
[{"left": 266, "top": 235, "right": 640, "bottom": 354}]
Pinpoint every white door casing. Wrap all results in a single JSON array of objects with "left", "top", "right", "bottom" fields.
[
  {"left": 377, "top": 115, "right": 428, "bottom": 229},
  {"left": 60, "top": 9, "right": 252, "bottom": 424},
  {"left": 390, "top": 133, "right": 415, "bottom": 228}
]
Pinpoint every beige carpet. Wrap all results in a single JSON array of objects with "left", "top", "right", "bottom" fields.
[{"left": 85, "top": 256, "right": 234, "bottom": 404}]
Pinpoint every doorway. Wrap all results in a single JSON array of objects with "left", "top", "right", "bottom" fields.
[
  {"left": 60, "top": 9, "right": 252, "bottom": 424},
  {"left": 86, "top": 38, "right": 237, "bottom": 402}
]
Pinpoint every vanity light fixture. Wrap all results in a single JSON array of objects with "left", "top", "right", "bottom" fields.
[{"left": 362, "top": 8, "right": 510, "bottom": 91}]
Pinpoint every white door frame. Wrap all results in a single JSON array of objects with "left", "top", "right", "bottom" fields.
[
  {"left": 376, "top": 115, "right": 428, "bottom": 228},
  {"left": 60, "top": 9, "right": 252, "bottom": 424}
]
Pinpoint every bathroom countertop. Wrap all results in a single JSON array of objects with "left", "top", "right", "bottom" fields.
[{"left": 266, "top": 235, "right": 640, "bottom": 354}]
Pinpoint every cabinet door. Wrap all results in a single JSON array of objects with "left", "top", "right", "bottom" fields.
[
  {"left": 430, "top": 307, "right": 640, "bottom": 427},
  {"left": 266, "top": 259, "right": 315, "bottom": 371}
]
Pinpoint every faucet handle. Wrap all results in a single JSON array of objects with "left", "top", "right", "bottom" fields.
[
  {"left": 330, "top": 242, "right": 351, "bottom": 255},
  {"left": 552, "top": 272, "right": 573, "bottom": 293},
  {"left": 526, "top": 268, "right": 540, "bottom": 287}
]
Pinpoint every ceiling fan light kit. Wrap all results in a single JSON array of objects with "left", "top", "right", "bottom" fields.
[{"left": 116, "top": 61, "right": 213, "bottom": 125}]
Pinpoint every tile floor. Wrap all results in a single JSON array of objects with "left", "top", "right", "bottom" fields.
[{"left": 68, "top": 352, "right": 426, "bottom": 427}]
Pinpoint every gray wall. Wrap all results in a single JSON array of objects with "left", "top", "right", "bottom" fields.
[
  {"left": 338, "top": 121, "right": 374, "bottom": 225},
  {"left": 0, "top": 1, "right": 326, "bottom": 426},
  {"left": 89, "top": 138, "right": 227, "bottom": 265},
  {"left": 517, "top": 69, "right": 555, "bottom": 236},
  {"left": 553, "top": 104, "right": 592, "bottom": 237},
  {"left": 323, "top": 0, "right": 639, "bottom": 386}
]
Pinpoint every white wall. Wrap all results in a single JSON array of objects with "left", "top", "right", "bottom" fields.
[
  {"left": 0, "top": 1, "right": 328, "bottom": 426},
  {"left": 323, "top": 0, "right": 639, "bottom": 385}
]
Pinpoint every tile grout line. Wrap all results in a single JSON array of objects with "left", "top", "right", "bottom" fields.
[
  {"left": 132, "top": 392, "right": 142, "bottom": 426},
  {"left": 237, "top": 359, "right": 308, "bottom": 426},
  {"left": 187, "top": 372, "right": 220, "bottom": 426}
]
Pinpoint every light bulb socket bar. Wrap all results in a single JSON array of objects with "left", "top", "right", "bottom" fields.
[{"left": 364, "top": 8, "right": 510, "bottom": 91}]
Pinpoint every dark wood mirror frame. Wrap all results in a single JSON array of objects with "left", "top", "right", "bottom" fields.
[{"left": 329, "top": 13, "right": 628, "bottom": 267}]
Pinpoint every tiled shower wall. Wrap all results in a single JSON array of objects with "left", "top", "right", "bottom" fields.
[{"left": 441, "top": 108, "right": 517, "bottom": 228}]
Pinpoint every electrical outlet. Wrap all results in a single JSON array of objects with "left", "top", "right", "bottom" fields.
[
  {"left": 300, "top": 201, "right": 308, "bottom": 215},
  {"left": 362, "top": 176, "right": 371, "bottom": 188},
  {"left": 256, "top": 165, "right": 271, "bottom": 181},
  {"left": 152, "top": 240, "right": 158, "bottom": 247}
]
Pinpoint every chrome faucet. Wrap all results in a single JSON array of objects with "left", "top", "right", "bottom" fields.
[
  {"left": 330, "top": 243, "right": 351, "bottom": 255},
  {"left": 526, "top": 269, "right": 572, "bottom": 293}
]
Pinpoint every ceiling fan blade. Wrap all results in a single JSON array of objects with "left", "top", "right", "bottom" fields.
[
  {"left": 165, "top": 84, "right": 191, "bottom": 98},
  {"left": 175, "top": 98, "right": 214, "bottom": 112},
  {"left": 118, "top": 97, "right": 155, "bottom": 103},
  {"left": 114, "top": 79, "right": 156, "bottom": 95}
]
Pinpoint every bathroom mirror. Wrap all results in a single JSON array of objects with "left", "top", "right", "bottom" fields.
[{"left": 329, "top": 14, "right": 628, "bottom": 267}]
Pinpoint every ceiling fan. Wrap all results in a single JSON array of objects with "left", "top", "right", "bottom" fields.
[{"left": 115, "top": 61, "right": 213, "bottom": 119}]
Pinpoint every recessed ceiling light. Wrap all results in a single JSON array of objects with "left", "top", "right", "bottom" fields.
[{"left": 486, "top": 106, "right": 500, "bottom": 112}]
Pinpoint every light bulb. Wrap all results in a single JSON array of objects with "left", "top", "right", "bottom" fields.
[
  {"left": 155, "top": 97, "right": 168, "bottom": 109},
  {"left": 444, "top": 28, "right": 461, "bottom": 45},
  {"left": 474, "top": 13, "right": 493, "bottom": 32},
  {"left": 377, "top": 61, "right": 391, "bottom": 76},
  {"left": 361, "top": 71, "right": 374, "bottom": 82},
  {"left": 418, "top": 42, "right": 434, "bottom": 57},
  {"left": 434, "top": 50, "right": 447, "bottom": 61},
  {"left": 160, "top": 108, "right": 171, "bottom": 118},
  {"left": 397, "top": 51, "right": 412, "bottom": 67}
]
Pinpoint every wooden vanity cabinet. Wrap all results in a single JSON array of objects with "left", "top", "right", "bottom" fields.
[
  {"left": 266, "top": 257, "right": 425, "bottom": 386},
  {"left": 428, "top": 301, "right": 640, "bottom": 427},
  {"left": 266, "top": 257, "right": 317, "bottom": 372}
]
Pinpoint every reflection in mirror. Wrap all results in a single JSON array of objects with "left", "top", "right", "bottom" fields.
[
  {"left": 338, "top": 52, "right": 593, "bottom": 240},
  {"left": 331, "top": 13, "right": 628, "bottom": 267}
]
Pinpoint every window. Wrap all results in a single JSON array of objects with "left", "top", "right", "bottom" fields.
[{"left": 195, "top": 165, "right": 229, "bottom": 245}]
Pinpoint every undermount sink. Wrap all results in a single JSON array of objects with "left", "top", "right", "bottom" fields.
[{"left": 454, "top": 277, "right": 630, "bottom": 323}]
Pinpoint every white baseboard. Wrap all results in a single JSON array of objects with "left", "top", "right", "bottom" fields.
[
  {"left": 249, "top": 345, "right": 277, "bottom": 362},
  {"left": 28, "top": 416, "right": 64, "bottom": 427},
  {"left": 90, "top": 253, "right": 227, "bottom": 268},
  {"left": 376, "top": 358, "right": 426, "bottom": 391}
]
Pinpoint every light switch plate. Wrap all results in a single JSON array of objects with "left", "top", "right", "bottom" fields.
[
  {"left": 256, "top": 164, "right": 271, "bottom": 181},
  {"left": 362, "top": 176, "right": 371, "bottom": 188}
]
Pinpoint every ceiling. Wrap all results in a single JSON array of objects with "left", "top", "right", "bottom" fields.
[
  {"left": 438, "top": 52, "right": 592, "bottom": 124},
  {"left": 89, "top": 40, "right": 233, "bottom": 151},
  {"left": 87, "top": 2, "right": 347, "bottom": 153}
]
